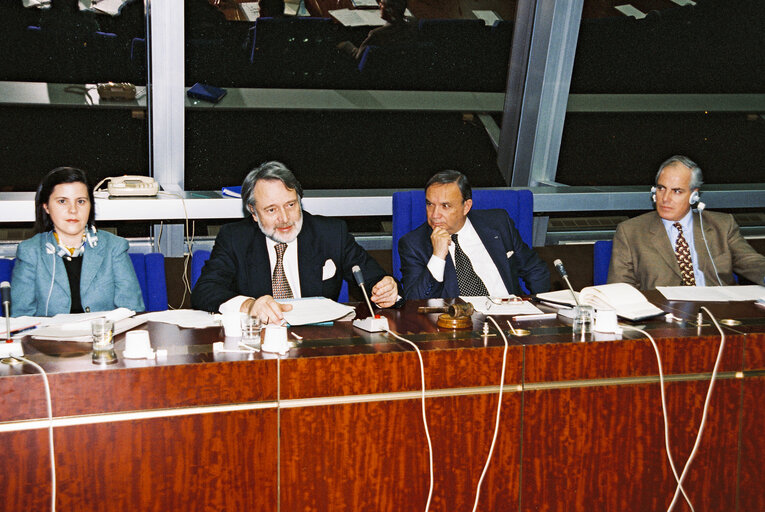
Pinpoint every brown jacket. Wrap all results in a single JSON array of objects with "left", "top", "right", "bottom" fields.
[{"left": 608, "top": 210, "right": 765, "bottom": 290}]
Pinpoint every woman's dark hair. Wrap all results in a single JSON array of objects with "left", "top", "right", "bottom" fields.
[{"left": 35, "top": 167, "right": 95, "bottom": 233}]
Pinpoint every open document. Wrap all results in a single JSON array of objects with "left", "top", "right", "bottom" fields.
[
  {"left": 537, "top": 283, "right": 664, "bottom": 321},
  {"left": 30, "top": 308, "right": 144, "bottom": 342}
]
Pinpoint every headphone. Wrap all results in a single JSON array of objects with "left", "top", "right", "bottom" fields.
[{"left": 650, "top": 186, "right": 700, "bottom": 206}]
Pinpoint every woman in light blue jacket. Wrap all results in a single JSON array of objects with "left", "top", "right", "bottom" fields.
[{"left": 11, "top": 167, "right": 145, "bottom": 316}]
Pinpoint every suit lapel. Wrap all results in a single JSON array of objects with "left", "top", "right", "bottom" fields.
[
  {"left": 648, "top": 214, "right": 682, "bottom": 278},
  {"left": 692, "top": 211, "right": 714, "bottom": 280},
  {"left": 80, "top": 242, "right": 104, "bottom": 297},
  {"left": 41, "top": 233, "right": 71, "bottom": 296},
  {"left": 297, "top": 215, "right": 323, "bottom": 296},
  {"left": 246, "top": 223, "right": 273, "bottom": 296}
]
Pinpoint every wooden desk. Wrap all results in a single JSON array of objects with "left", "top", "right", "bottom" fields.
[{"left": 1, "top": 297, "right": 764, "bottom": 511}]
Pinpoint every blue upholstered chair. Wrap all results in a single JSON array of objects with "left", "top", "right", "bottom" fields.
[
  {"left": 391, "top": 189, "right": 535, "bottom": 284},
  {"left": 592, "top": 240, "right": 613, "bottom": 286},
  {"left": 190, "top": 248, "right": 348, "bottom": 302},
  {"left": 191, "top": 249, "right": 211, "bottom": 289},
  {"left": 129, "top": 253, "right": 168, "bottom": 312},
  {"left": 0, "top": 258, "right": 14, "bottom": 284}
]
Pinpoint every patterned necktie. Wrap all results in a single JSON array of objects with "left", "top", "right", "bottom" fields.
[
  {"left": 674, "top": 222, "right": 696, "bottom": 286},
  {"left": 451, "top": 234, "right": 489, "bottom": 296},
  {"left": 272, "top": 243, "right": 294, "bottom": 299}
]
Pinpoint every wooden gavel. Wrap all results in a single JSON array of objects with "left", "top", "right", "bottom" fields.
[{"left": 417, "top": 303, "right": 475, "bottom": 318}]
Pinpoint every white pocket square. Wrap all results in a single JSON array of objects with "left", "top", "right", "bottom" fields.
[
  {"left": 322, "top": 259, "right": 336, "bottom": 280},
  {"left": 506, "top": 251, "right": 515, "bottom": 258}
]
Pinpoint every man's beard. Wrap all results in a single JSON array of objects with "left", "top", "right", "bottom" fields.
[{"left": 257, "top": 210, "right": 303, "bottom": 243}]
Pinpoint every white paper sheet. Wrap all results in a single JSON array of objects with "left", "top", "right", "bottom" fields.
[
  {"left": 140, "top": 309, "right": 220, "bottom": 329},
  {"left": 658, "top": 285, "right": 765, "bottom": 302},
  {"left": 32, "top": 314, "right": 146, "bottom": 342},
  {"left": 280, "top": 297, "right": 356, "bottom": 326}
]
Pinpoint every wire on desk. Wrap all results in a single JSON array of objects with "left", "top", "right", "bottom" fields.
[
  {"left": 621, "top": 305, "right": 726, "bottom": 512},
  {"left": 620, "top": 323, "right": 692, "bottom": 511},
  {"left": 15, "top": 356, "right": 56, "bottom": 512},
  {"left": 471, "top": 316, "right": 510, "bottom": 512},
  {"left": 385, "top": 328, "right": 434, "bottom": 512}
]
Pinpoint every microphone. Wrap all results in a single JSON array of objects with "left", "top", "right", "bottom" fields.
[
  {"left": 351, "top": 265, "right": 389, "bottom": 332},
  {"left": 2, "top": 281, "right": 12, "bottom": 342},
  {"left": 553, "top": 259, "right": 580, "bottom": 307},
  {"left": 352, "top": 265, "right": 375, "bottom": 318}
]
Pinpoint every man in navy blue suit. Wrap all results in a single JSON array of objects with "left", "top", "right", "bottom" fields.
[
  {"left": 398, "top": 170, "right": 550, "bottom": 300},
  {"left": 191, "top": 162, "right": 399, "bottom": 323}
]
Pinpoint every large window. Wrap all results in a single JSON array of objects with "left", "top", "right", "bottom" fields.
[
  {"left": 557, "top": 1, "right": 765, "bottom": 186},
  {"left": 0, "top": 0, "right": 149, "bottom": 190},
  {"left": 184, "top": 0, "right": 517, "bottom": 191}
]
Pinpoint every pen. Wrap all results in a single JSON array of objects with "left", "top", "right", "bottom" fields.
[{"left": 513, "top": 313, "right": 558, "bottom": 321}]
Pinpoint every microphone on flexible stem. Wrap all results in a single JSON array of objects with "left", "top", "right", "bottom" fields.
[
  {"left": 553, "top": 259, "right": 580, "bottom": 307},
  {"left": 2, "top": 281, "right": 11, "bottom": 341},
  {"left": 1, "top": 281, "right": 23, "bottom": 357},
  {"left": 351, "top": 265, "right": 389, "bottom": 333},
  {"left": 352, "top": 265, "right": 376, "bottom": 319}
]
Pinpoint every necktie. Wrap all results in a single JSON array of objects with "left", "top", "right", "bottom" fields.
[
  {"left": 674, "top": 222, "right": 696, "bottom": 286},
  {"left": 451, "top": 234, "right": 489, "bottom": 296},
  {"left": 272, "top": 243, "right": 294, "bottom": 299}
]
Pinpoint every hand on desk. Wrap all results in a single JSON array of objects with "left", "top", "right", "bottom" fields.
[
  {"left": 240, "top": 296, "right": 293, "bottom": 325},
  {"left": 371, "top": 276, "right": 398, "bottom": 309}
]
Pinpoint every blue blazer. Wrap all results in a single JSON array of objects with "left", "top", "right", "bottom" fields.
[
  {"left": 398, "top": 209, "right": 550, "bottom": 299},
  {"left": 191, "top": 212, "right": 391, "bottom": 313},
  {"left": 11, "top": 231, "right": 145, "bottom": 317}
]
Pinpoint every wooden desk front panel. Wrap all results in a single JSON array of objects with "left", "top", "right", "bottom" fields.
[
  {"left": 1, "top": 409, "right": 277, "bottom": 512},
  {"left": 280, "top": 393, "right": 522, "bottom": 512},
  {"left": 280, "top": 344, "right": 523, "bottom": 400},
  {"left": 521, "top": 378, "right": 742, "bottom": 512}
]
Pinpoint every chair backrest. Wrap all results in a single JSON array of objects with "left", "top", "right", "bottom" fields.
[
  {"left": 592, "top": 240, "right": 613, "bottom": 286},
  {"left": 391, "top": 189, "right": 534, "bottom": 282},
  {"left": 191, "top": 249, "right": 211, "bottom": 289},
  {"left": 129, "top": 253, "right": 168, "bottom": 312},
  {"left": 0, "top": 258, "right": 15, "bottom": 284}
]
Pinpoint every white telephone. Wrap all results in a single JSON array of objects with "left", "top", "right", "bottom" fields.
[{"left": 94, "top": 175, "right": 159, "bottom": 197}]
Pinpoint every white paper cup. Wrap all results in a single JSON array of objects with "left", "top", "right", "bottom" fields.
[
  {"left": 124, "top": 330, "right": 152, "bottom": 358},
  {"left": 222, "top": 312, "right": 243, "bottom": 338}
]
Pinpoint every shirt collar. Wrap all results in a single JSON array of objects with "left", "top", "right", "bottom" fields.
[{"left": 661, "top": 209, "right": 693, "bottom": 232}]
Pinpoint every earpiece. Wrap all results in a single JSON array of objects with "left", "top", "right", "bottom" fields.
[
  {"left": 650, "top": 186, "right": 656, "bottom": 203},
  {"left": 86, "top": 225, "right": 98, "bottom": 248}
]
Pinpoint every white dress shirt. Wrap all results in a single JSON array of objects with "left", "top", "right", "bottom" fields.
[
  {"left": 426, "top": 218, "right": 509, "bottom": 296},
  {"left": 219, "top": 237, "right": 302, "bottom": 313}
]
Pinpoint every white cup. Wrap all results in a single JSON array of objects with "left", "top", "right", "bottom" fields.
[
  {"left": 124, "top": 330, "right": 152, "bottom": 358},
  {"left": 261, "top": 325, "right": 289, "bottom": 354},
  {"left": 221, "top": 312, "right": 243, "bottom": 338}
]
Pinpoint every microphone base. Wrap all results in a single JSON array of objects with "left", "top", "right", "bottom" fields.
[
  {"left": 353, "top": 316, "right": 389, "bottom": 332},
  {"left": 1, "top": 340, "right": 24, "bottom": 358}
]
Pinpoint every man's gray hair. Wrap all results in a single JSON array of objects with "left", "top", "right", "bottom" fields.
[
  {"left": 655, "top": 155, "right": 704, "bottom": 190},
  {"left": 241, "top": 161, "right": 304, "bottom": 216}
]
